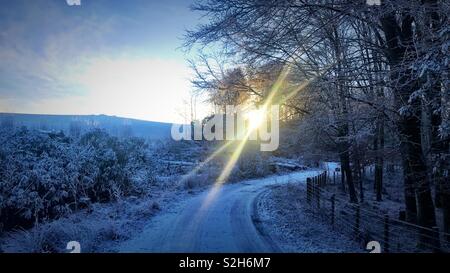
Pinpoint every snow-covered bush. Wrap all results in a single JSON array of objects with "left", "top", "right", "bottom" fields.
[
  {"left": 0, "top": 127, "right": 154, "bottom": 232},
  {"left": 79, "top": 130, "right": 155, "bottom": 199},
  {"left": 1, "top": 214, "right": 121, "bottom": 253},
  {"left": 0, "top": 128, "right": 77, "bottom": 229},
  {"left": 236, "top": 147, "right": 271, "bottom": 179}
]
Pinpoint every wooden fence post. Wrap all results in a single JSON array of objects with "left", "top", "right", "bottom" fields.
[
  {"left": 399, "top": 210, "right": 406, "bottom": 221},
  {"left": 311, "top": 177, "right": 317, "bottom": 201},
  {"left": 384, "top": 214, "right": 390, "bottom": 253},
  {"left": 316, "top": 179, "right": 320, "bottom": 209},
  {"left": 306, "top": 178, "right": 312, "bottom": 204},
  {"left": 432, "top": 226, "right": 441, "bottom": 253},
  {"left": 331, "top": 194, "right": 335, "bottom": 228},
  {"left": 341, "top": 170, "right": 346, "bottom": 192}
]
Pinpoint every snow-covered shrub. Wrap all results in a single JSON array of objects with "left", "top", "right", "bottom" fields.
[
  {"left": 1, "top": 194, "right": 164, "bottom": 253},
  {"left": 1, "top": 216, "right": 119, "bottom": 253},
  {"left": 236, "top": 147, "right": 271, "bottom": 179},
  {"left": 181, "top": 172, "right": 211, "bottom": 189},
  {"left": 129, "top": 168, "right": 157, "bottom": 195},
  {"left": 0, "top": 127, "right": 154, "bottom": 232},
  {"left": 0, "top": 128, "right": 79, "bottom": 229},
  {"left": 130, "top": 199, "right": 160, "bottom": 219},
  {"left": 79, "top": 129, "right": 154, "bottom": 201}
]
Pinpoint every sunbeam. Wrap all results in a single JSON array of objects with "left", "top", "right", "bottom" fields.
[
  {"left": 198, "top": 63, "right": 295, "bottom": 210},
  {"left": 200, "top": 130, "right": 252, "bottom": 210},
  {"left": 178, "top": 140, "right": 235, "bottom": 186}
]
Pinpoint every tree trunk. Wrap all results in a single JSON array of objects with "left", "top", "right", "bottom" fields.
[
  {"left": 380, "top": 11, "right": 436, "bottom": 227},
  {"left": 440, "top": 59, "right": 450, "bottom": 237},
  {"left": 421, "top": 0, "right": 444, "bottom": 209},
  {"left": 373, "top": 132, "right": 378, "bottom": 192},
  {"left": 340, "top": 145, "right": 358, "bottom": 203},
  {"left": 331, "top": 24, "right": 358, "bottom": 204},
  {"left": 356, "top": 155, "right": 364, "bottom": 202},
  {"left": 374, "top": 112, "right": 384, "bottom": 201},
  {"left": 341, "top": 167, "right": 346, "bottom": 192},
  {"left": 338, "top": 84, "right": 357, "bottom": 203},
  {"left": 443, "top": 185, "right": 450, "bottom": 237}
]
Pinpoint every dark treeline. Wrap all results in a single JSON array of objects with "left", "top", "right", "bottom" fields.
[{"left": 184, "top": 0, "right": 450, "bottom": 233}]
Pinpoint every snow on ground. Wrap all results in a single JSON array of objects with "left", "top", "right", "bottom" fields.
[
  {"left": 256, "top": 181, "right": 363, "bottom": 253},
  {"left": 2, "top": 168, "right": 364, "bottom": 253},
  {"left": 115, "top": 170, "right": 323, "bottom": 252},
  {"left": 0, "top": 184, "right": 204, "bottom": 253}
]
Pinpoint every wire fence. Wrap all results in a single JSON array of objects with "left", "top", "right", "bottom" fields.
[{"left": 304, "top": 171, "right": 450, "bottom": 253}]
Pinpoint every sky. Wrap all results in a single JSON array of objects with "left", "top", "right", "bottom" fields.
[{"left": 0, "top": 0, "right": 209, "bottom": 123}]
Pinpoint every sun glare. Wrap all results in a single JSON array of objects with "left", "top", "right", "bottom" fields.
[
  {"left": 246, "top": 109, "right": 265, "bottom": 130},
  {"left": 198, "top": 64, "right": 293, "bottom": 211}
]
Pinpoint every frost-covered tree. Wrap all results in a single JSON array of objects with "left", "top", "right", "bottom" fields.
[{"left": 185, "top": 0, "right": 450, "bottom": 231}]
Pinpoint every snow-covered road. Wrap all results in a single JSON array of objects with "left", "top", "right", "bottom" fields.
[{"left": 117, "top": 170, "right": 321, "bottom": 253}]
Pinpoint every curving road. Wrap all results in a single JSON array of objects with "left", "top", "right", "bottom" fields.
[{"left": 118, "top": 170, "right": 320, "bottom": 253}]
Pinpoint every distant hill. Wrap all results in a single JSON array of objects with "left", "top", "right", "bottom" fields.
[{"left": 0, "top": 113, "right": 173, "bottom": 140}]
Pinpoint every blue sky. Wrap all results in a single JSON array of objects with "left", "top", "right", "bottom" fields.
[{"left": 0, "top": 0, "right": 208, "bottom": 123}]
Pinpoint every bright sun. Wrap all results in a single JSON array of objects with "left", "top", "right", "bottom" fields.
[{"left": 246, "top": 109, "right": 266, "bottom": 130}]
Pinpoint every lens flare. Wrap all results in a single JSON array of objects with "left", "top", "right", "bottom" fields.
[
  {"left": 197, "top": 65, "right": 293, "bottom": 211},
  {"left": 246, "top": 108, "right": 265, "bottom": 130}
]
